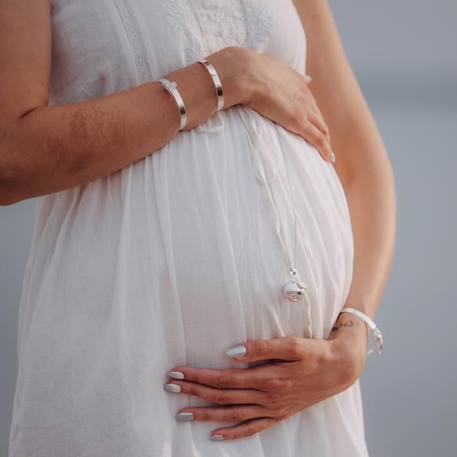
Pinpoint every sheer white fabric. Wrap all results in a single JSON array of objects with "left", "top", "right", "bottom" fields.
[{"left": 8, "top": 0, "right": 369, "bottom": 456}]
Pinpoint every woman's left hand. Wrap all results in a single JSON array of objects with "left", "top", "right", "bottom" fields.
[{"left": 164, "top": 314, "right": 369, "bottom": 441}]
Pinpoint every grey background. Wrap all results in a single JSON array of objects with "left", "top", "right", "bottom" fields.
[{"left": 1, "top": 0, "right": 456, "bottom": 455}]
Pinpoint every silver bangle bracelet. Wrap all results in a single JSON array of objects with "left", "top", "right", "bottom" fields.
[
  {"left": 339, "top": 307, "right": 384, "bottom": 355},
  {"left": 197, "top": 58, "right": 224, "bottom": 111},
  {"left": 158, "top": 78, "right": 187, "bottom": 131}
]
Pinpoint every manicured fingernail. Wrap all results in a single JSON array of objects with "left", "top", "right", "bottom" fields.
[
  {"left": 176, "top": 411, "right": 194, "bottom": 421},
  {"left": 225, "top": 344, "right": 247, "bottom": 358},
  {"left": 211, "top": 434, "right": 225, "bottom": 441},
  {"left": 167, "top": 371, "right": 185, "bottom": 380},
  {"left": 330, "top": 152, "right": 336, "bottom": 163},
  {"left": 164, "top": 383, "right": 181, "bottom": 393}
]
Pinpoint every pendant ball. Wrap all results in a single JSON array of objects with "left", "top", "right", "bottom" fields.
[{"left": 283, "top": 280, "right": 306, "bottom": 302}]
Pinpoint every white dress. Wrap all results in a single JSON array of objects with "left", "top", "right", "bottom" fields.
[{"left": 8, "top": 0, "right": 369, "bottom": 456}]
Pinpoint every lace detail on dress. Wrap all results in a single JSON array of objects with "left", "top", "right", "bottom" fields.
[
  {"left": 112, "top": 0, "right": 153, "bottom": 84},
  {"left": 165, "top": 0, "right": 276, "bottom": 59}
]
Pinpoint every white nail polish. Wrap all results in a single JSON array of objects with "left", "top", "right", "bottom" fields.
[
  {"left": 167, "top": 371, "right": 185, "bottom": 380},
  {"left": 211, "top": 434, "right": 225, "bottom": 441},
  {"left": 176, "top": 411, "right": 194, "bottom": 421},
  {"left": 330, "top": 152, "right": 336, "bottom": 163},
  {"left": 225, "top": 344, "right": 247, "bottom": 358},
  {"left": 164, "top": 383, "right": 181, "bottom": 393}
]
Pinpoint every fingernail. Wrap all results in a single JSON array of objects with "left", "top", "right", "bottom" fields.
[
  {"left": 176, "top": 411, "right": 194, "bottom": 421},
  {"left": 304, "top": 74, "right": 312, "bottom": 83},
  {"left": 211, "top": 434, "right": 225, "bottom": 441},
  {"left": 164, "top": 383, "right": 181, "bottom": 393},
  {"left": 330, "top": 152, "right": 336, "bottom": 163},
  {"left": 167, "top": 371, "right": 185, "bottom": 380},
  {"left": 225, "top": 344, "right": 247, "bottom": 358}
]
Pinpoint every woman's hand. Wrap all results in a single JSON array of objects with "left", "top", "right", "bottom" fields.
[
  {"left": 164, "top": 316, "right": 368, "bottom": 441},
  {"left": 222, "top": 47, "right": 335, "bottom": 163}
]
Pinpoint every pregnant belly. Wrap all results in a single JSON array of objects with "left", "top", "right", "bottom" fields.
[{"left": 149, "top": 105, "right": 354, "bottom": 368}]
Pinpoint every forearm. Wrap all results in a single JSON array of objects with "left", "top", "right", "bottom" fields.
[
  {"left": 1, "top": 80, "right": 182, "bottom": 204},
  {"left": 327, "top": 135, "right": 395, "bottom": 371},
  {"left": 323, "top": 100, "right": 396, "bottom": 349},
  {"left": 328, "top": 114, "right": 396, "bottom": 356},
  {"left": 293, "top": 0, "right": 397, "bottom": 321},
  {"left": 0, "top": 47, "right": 248, "bottom": 205},
  {"left": 341, "top": 141, "right": 397, "bottom": 321},
  {"left": 311, "top": 71, "right": 396, "bottom": 325},
  {"left": 328, "top": 85, "right": 396, "bottom": 321}
]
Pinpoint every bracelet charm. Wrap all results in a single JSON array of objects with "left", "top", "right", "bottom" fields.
[{"left": 158, "top": 78, "right": 187, "bottom": 131}]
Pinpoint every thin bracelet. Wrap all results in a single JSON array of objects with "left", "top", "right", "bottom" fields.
[
  {"left": 339, "top": 307, "right": 384, "bottom": 355},
  {"left": 197, "top": 58, "right": 224, "bottom": 111},
  {"left": 158, "top": 78, "right": 187, "bottom": 131}
]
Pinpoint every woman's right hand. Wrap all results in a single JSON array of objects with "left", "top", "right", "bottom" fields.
[{"left": 208, "top": 46, "right": 335, "bottom": 163}]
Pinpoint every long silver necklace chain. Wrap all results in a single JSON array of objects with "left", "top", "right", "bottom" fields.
[
  {"left": 243, "top": 117, "right": 309, "bottom": 303},
  {"left": 187, "top": 0, "right": 308, "bottom": 304},
  {"left": 262, "top": 158, "right": 308, "bottom": 303}
]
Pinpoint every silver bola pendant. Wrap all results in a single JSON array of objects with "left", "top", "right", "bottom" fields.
[
  {"left": 250, "top": 139, "right": 310, "bottom": 305},
  {"left": 283, "top": 268, "right": 307, "bottom": 302}
]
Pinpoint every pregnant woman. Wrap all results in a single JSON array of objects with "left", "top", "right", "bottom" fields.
[{"left": 1, "top": 0, "right": 396, "bottom": 456}]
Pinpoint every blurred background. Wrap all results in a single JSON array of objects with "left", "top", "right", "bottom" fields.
[{"left": 1, "top": 0, "right": 456, "bottom": 456}]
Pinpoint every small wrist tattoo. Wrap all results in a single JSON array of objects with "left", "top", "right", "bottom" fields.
[{"left": 330, "top": 318, "right": 354, "bottom": 334}]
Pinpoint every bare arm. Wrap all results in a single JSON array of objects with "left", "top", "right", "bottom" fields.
[
  {"left": 292, "top": 0, "right": 397, "bottom": 350},
  {"left": 0, "top": 0, "right": 248, "bottom": 205}
]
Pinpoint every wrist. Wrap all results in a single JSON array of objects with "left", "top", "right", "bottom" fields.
[
  {"left": 207, "top": 46, "right": 257, "bottom": 108},
  {"left": 328, "top": 313, "right": 369, "bottom": 385},
  {"left": 329, "top": 312, "right": 369, "bottom": 346}
]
